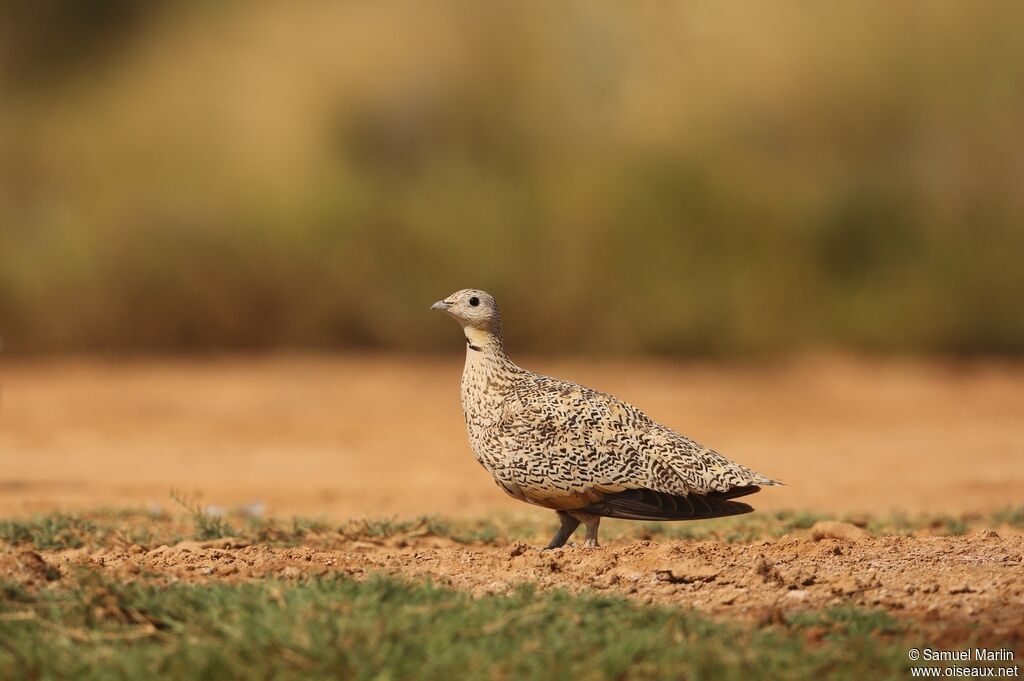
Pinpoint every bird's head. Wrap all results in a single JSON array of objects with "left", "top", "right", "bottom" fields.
[{"left": 430, "top": 289, "right": 501, "bottom": 334}]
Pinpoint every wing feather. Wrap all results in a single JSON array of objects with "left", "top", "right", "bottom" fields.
[{"left": 482, "top": 376, "right": 778, "bottom": 513}]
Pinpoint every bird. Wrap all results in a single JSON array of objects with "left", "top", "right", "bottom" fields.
[{"left": 430, "top": 288, "right": 781, "bottom": 548}]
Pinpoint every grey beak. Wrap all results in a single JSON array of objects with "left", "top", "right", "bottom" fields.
[{"left": 430, "top": 300, "right": 452, "bottom": 311}]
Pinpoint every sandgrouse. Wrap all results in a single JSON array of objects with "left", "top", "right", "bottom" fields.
[{"left": 431, "top": 289, "right": 780, "bottom": 548}]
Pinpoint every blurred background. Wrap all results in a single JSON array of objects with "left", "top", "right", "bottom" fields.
[
  {"left": 2, "top": 0, "right": 1023, "bottom": 357},
  {"left": 2, "top": 1, "right": 1023, "bottom": 519}
]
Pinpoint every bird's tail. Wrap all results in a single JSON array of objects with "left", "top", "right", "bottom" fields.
[{"left": 576, "top": 488, "right": 756, "bottom": 522}]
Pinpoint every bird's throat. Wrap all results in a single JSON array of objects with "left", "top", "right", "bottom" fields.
[{"left": 463, "top": 326, "right": 495, "bottom": 354}]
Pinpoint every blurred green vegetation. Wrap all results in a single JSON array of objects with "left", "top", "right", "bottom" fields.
[
  {"left": 0, "top": 573, "right": 917, "bottom": 681},
  {"left": 1, "top": 1, "right": 1023, "bottom": 355}
]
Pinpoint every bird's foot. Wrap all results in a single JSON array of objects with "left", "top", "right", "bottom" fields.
[
  {"left": 570, "top": 512, "right": 601, "bottom": 549},
  {"left": 545, "top": 511, "right": 581, "bottom": 550}
]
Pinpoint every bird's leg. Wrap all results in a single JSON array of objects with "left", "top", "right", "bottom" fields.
[
  {"left": 570, "top": 512, "right": 601, "bottom": 548},
  {"left": 545, "top": 511, "right": 581, "bottom": 549}
]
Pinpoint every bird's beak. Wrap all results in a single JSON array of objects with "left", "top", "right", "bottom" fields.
[{"left": 430, "top": 300, "right": 452, "bottom": 311}]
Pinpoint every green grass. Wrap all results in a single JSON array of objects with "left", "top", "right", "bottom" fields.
[
  {"left": 0, "top": 515, "right": 98, "bottom": 551},
  {"left": 169, "top": 490, "right": 236, "bottom": 541},
  {"left": 3, "top": 505, "right": 1021, "bottom": 553},
  {"left": 0, "top": 571, "right": 919, "bottom": 681},
  {"left": 337, "top": 515, "right": 501, "bottom": 544},
  {"left": 991, "top": 506, "right": 1024, "bottom": 528},
  {"left": 600, "top": 507, "right": 1009, "bottom": 544},
  {"left": 3, "top": 506, "right": 1019, "bottom": 679},
  {"left": 787, "top": 608, "right": 905, "bottom": 639}
]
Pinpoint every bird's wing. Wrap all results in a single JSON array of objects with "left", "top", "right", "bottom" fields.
[{"left": 484, "top": 375, "right": 778, "bottom": 514}]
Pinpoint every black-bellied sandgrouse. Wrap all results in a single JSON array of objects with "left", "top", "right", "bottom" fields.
[{"left": 431, "top": 289, "right": 781, "bottom": 548}]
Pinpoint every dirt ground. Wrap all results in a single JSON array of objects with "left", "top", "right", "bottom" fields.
[
  {"left": 2, "top": 355, "right": 1024, "bottom": 645},
  {"left": 4, "top": 526, "right": 1021, "bottom": 646},
  {"left": 2, "top": 354, "right": 1022, "bottom": 518}
]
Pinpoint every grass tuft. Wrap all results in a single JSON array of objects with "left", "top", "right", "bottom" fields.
[
  {"left": 991, "top": 505, "right": 1024, "bottom": 528},
  {"left": 339, "top": 515, "right": 503, "bottom": 545},
  {"left": 0, "top": 514, "right": 97, "bottom": 550},
  {"left": 0, "top": 571, "right": 921, "bottom": 681},
  {"left": 3, "top": 505, "right": 1019, "bottom": 554},
  {"left": 168, "top": 490, "right": 236, "bottom": 541},
  {"left": 788, "top": 607, "right": 905, "bottom": 639}
]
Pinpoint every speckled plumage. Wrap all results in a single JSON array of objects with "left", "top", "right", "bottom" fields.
[{"left": 432, "top": 289, "right": 781, "bottom": 547}]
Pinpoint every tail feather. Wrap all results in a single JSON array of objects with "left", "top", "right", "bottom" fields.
[
  {"left": 709, "top": 485, "right": 762, "bottom": 500},
  {"left": 576, "top": 487, "right": 756, "bottom": 521}
]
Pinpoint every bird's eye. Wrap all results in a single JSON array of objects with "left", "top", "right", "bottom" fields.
[{"left": 469, "top": 296, "right": 480, "bottom": 307}]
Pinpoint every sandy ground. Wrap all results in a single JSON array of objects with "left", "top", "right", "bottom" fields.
[
  {"left": 2, "top": 355, "right": 1023, "bottom": 519},
  {"left": 4, "top": 527, "right": 1021, "bottom": 646},
  {"left": 3, "top": 355, "right": 1024, "bottom": 646}
]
